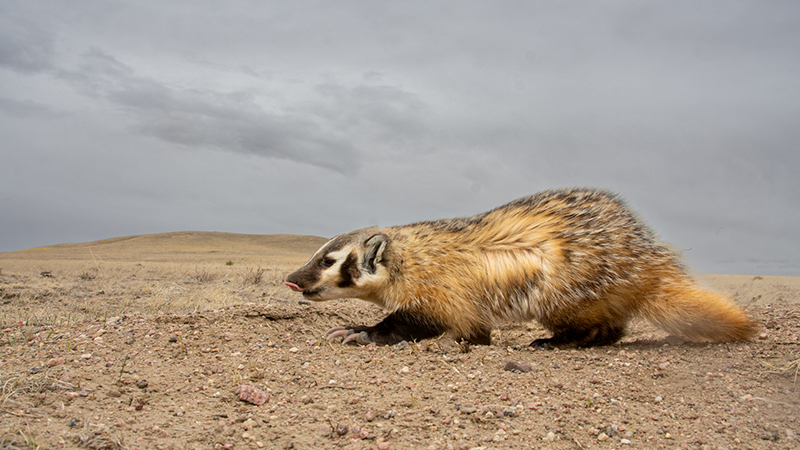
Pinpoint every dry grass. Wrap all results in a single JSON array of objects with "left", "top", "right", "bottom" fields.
[
  {"left": 0, "top": 231, "right": 327, "bottom": 327},
  {"left": 0, "top": 262, "right": 295, "bottom": 327}
]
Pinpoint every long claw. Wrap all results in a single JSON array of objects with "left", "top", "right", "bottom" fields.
[
  {"left": 342, "top": 331, "right": 371, "bottom": 345},
  {"left": 326, "top": 327, "right": 351, "bottom": 341}
]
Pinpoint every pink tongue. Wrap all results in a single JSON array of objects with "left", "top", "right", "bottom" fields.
[{"left": 284, "top": 282, "right": 304, "bottom": 292}]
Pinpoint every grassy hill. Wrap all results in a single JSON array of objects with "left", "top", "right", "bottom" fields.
[
  {"left": 0, "top": 232, "right": 330, "bottom": 323},
  {"left": 0, "top": 231, "right": 329, "bottom": 266}
]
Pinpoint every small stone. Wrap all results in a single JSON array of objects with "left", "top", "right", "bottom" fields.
[
  {"left": 761, "top": 431, "right": 780, "bottom": 441},
  {"left": 597, "top": 432, "right": 609, "bottom": 441},
  {"left": 335, "top": 424, "right": 349, "bottom": 436},
  {"left": 238, "top": 384, "right": 269, "bottom": 405},
  {"left": 168, "top": 336, "right": 178, "bottom": 343},
  {"left": 621, "top": 438, "right": 631, "bottom": 445},
  {"left": 459, "top": 405, "right": 477, "bottom": 415},
  {"left": 654, "top": 396, "right": 663, "bottom": 402},
  {"left": 46, "top": 358, "right": 64, "bottom": 367},
  {"left": 503, "top": 361, "right": 532, "bottom": 373},
  {"left": 377, "top": 443, "right": 390, "bottom": 450},
  {"left": 365, "top": 410, "right": 376, "bottom": 422},
  {"left": 543, "top": 431, "right": 556, "bottom": 442},
  {"left": 136, "top": 379, "right": 149, "bottom": 389},
  {"left": 242, "top": 419, "right": 257, "bottom": 430}
]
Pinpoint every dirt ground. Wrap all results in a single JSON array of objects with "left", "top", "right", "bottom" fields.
[{"left": 0, "top": 233, "right": 798, "bottom": 450}]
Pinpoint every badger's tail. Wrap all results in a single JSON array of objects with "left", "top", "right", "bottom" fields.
[{"left": 641, "top": 279, "right": 758, "bottom": 342}]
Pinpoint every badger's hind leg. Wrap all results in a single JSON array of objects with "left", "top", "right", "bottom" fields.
[
  {"left": 530, "top": 322, "right": 627, "bottom": 348},
  {"left": 531, "top": 299, "right": 631, "bottom": 348},
  {"left": 326, "top": 310, "right": 447, "bottom": 345}
]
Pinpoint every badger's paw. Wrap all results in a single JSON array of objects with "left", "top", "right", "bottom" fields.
[
  {"left": 325, "top": 326, "right": 374, "bottom": 345},
  {"left": 325, "top": 326, "right": 351, "bottom": 341},
  {"left": 324, "top": 311, "right": 447, "bottom": 346}
]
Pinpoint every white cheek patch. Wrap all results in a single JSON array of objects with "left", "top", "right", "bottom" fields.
[{"left": 317, "top": 247, "right": 353, "bottom": 285}]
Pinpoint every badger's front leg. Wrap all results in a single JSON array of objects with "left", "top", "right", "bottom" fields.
[{"left": 326, "top": 310, "right": 446, "bottom": 345}]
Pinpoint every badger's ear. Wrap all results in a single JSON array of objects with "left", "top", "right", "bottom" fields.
[{"left": 362, "top": 235, "right": 387, "bottom": 274}]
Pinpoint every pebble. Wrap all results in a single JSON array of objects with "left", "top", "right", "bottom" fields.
[
  {"left": 459, "top": 405, "right": 477, "bottom": 415},
  {"left": 241, "top": 419, "right": 257, "bottom": 430},
  {"left": 46, "top": 358, "right": 64, "bottom": 367},
  {"left": 238, "top": 384, "right": 269, "bottom": 405},
  {"left": 503, "top": 361, "right": 532, "bottom": 373}
]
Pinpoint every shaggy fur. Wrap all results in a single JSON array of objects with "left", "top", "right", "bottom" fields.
[{"left": 285, "top": 188, "right": 758, "bottom": 346}]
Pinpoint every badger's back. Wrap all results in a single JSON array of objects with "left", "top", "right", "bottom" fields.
[{"left": 385, "top": 188, "right": 680, "bottom": 336}]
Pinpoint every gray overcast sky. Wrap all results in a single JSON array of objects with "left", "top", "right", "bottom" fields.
[{"left": 1, "top": 1, "right": 798, "bottom": 275}]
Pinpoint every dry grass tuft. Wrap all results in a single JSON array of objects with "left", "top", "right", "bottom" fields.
[
  {"left": 0, "top": 261, "right": 295, "bottom": 326},
  {"left": 193, "top": 266, "right": 218, "bottom": 282}
]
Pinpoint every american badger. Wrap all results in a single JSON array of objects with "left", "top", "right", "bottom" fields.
[{"left": 285, "top": 188, "right": 757, "bottom": 347}]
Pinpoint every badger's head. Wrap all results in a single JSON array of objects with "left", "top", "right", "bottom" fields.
[{"left": 285, "top": 228, "right": 390, "bottom": 302}]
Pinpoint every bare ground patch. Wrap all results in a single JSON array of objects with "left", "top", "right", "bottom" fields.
[{"left": 0, "top": 234, "right": 798, "bottom": 449}]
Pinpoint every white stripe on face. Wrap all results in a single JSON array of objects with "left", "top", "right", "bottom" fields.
[{"left": 301, "top": 237, "right": 336, "bottom": 268}]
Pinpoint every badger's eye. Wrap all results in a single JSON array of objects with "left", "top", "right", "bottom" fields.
[{"left": 321, "top": 257, "right": 336, "bottom": 268}]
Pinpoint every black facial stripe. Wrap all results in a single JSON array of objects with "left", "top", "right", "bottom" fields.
[
  {"left": 322, "top": 235, "right": 350, "bottom": 254},
  {"left": 337, "top": 252, "right": 360, "bottom": 288}
]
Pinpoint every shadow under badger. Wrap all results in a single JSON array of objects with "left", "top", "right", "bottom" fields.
[{"left": 285, "top": 188, "right": 757, "bottom": 347}]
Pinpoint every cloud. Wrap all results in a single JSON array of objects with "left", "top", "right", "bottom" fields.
[
  {"left": 56, "top": 48, "right": 363, "bottom": 174},
  {"left": 53, "top": 48, "right": 447, "bottom": 175},
  {"left": 0, "top": 96, "right": 62, "bottom": 118},
  {"left": 0, "top": 12, "right": 55, "bottom": 73}
]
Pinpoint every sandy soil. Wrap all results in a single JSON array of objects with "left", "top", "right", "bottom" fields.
[{"left": 0, "top": 233, "right": 798, "bottom": 450}]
